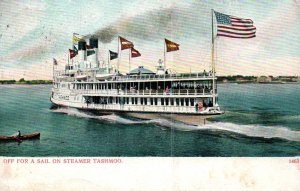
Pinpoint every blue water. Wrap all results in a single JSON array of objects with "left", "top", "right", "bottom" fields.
[{"left": 0, "top": 84, "right": 299, "bottom": 156}]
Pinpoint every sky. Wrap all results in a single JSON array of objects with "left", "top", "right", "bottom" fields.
[{"left": 0, "top": 0, "right": 299, "bottom": 80}]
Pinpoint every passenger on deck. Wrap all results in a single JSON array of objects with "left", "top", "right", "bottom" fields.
[
  {"left": 165, "top": 86, "right": 169, "bottom": 94},
  {"left": 86, "top": 98, "right": 90, "bottom": 106},
  {"left": 208, "top": 101, "right": 213, "bottom": 107},
  {"left": 198, "top": 102, "right": 203, "bottom": 111},
  {"left": 195, "top": 103, "right": 198, "bottom": 112},
  {"left": 203, "top": 101, "right": 207, "bottom": 108}
]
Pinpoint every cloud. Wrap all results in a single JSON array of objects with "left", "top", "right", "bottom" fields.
[{"left": 0, "top": 1, "right": 46, "bottom": 53}]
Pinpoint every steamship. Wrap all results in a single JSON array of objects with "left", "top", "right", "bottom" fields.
[{"left": 50, "top": 35, "right": 224, "bottom": 125}]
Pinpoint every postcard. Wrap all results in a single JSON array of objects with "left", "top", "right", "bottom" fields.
[{"left": 0, "top": 0, "right": 299, "bottom": 190}]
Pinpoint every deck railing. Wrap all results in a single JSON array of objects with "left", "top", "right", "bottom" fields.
[
  {"left": 112, "top": 72, "right": 213, "bottom": 81},
  {"left": 69, "top": 88, "right": 214, "bottom": 96},
  {"left": 54, "top": 70, "right": 214, "bottom": 83}
]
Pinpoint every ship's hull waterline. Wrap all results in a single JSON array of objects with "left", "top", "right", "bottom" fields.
[
  {"left": 50, "top": 99, "right": 219, "bottom": 126},
  {"left": 123, "top": 112, "right": 214, "bottom": 126}
]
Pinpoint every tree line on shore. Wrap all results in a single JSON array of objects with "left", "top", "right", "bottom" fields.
[
  {"left": 217, "top": 75, "right": 299, "bottom": 83},
  {"left": 0, "top": 78, "right": 52, "bottom": 84}
]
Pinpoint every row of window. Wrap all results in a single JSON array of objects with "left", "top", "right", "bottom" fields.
[{"left": 91, "top": 97, "right": 196, "bottom": 106}]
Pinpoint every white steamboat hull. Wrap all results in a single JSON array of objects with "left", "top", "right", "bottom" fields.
[
  {"left": 124, "top": 112, "right": 212, "bottom": 125},
  {"left": 50, "top": 97, "right": 221, "bottom": 126}
]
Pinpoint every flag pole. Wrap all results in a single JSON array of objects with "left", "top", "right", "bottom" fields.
[
  {"left": 68, "top": 51, "right": 70, "bottom": 65},
  {"left": 129, "top": 49, "right": 131, "bottom": 73},
  {"left": 117, "top": 36, "right": 120, "bottom": 73},
  {"left": 164, "top": 39, "right": 166, "bottom": 73},
  {"left": 52, "top": 60, "right": 54, "bottom": 84},
  {"left": 71, "top": 38, "right": 73, "bottom": 67},
  {"left": 211, "top": 9, "right": 216, "bottom": 107},
  {"left": 68, "top": 52, "right": 70, "bottom": 76},
  {"left": 108, "top": 50, "right": 110, "bottom": 73}
]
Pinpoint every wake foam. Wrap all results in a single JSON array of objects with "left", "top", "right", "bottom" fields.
[
  {"left": 278, "top": 115, "right": 300, "bottom": 122},
  {"left": 152, "top": 120, "right": 300, "bottom": 142},
  {"left": 52, "top": 108, "right": 145, "bottom": 124},
  {"left": 195, "top": 122, "right": 300, "bottom": 142},
  {"left": 52, "top": 108, "right": 300, "bottom": 142}
]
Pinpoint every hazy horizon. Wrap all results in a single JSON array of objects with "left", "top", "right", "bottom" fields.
[{"left": 1, "top": 74, "right": 299, "bottom": 82}]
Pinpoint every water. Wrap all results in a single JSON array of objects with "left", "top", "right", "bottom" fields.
[{"left": 0, "top": 84, "right": 299, "bottom": 156}]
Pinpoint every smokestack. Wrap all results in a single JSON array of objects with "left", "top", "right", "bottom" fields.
[
  {"left": 89, "top": 38, "right": 98, "bottom": 48},
  {"left": 78, "top": 41, "right": 86, "bottom": 62},
  {"left": 89, "top": 38, "right": 99, "bottom": 67}
]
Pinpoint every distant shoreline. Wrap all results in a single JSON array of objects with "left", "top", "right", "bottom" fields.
[
  {"left": 218, "top": 81, "right": 299, "bottom": 84},
  {"left": 0, "top": 79, "right": 52, "bottom": 85},
  {"left": 0, "top": 83, "right": 52, "bottom": 85},
  {"left": 1, "top": 75, "right": 299, "bottom": 85},
  {"left": 1, "top": 81, "right": 299, "bottom": 85}
]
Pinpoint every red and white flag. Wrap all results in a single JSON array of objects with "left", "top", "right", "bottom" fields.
[
  {"left": 120, "top": 36, "right": 134, "bottom": 50},
  {"left": 69, "top": 49, "right": 77, "bottom": 59},
  {"left": 131, "top": 47, "right": 141, "bottom": 58}
]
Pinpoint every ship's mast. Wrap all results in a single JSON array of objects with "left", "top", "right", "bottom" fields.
[
  {"left": 107, "top": 50, "right": 110, "bottom": 73},
  {"left": 164, "top": 40, "right": 166, "bottom": 73},
  {"left": 211, "top": 9, "right": 216, "bottom": 106},
  {"left": 129, "top": 48, "right": 131, "bottom": 73},
  {"left": 117, "top": 36, "right": 120, "bottom": 73}
]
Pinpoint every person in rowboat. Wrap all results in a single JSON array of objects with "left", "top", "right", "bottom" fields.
[{"left": 17, "top": 130, "right": 21, "bottom": 138}]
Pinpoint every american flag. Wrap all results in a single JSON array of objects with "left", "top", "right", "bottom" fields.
[{"left": 214, "top": 11, "right": 256, "bottom": 39}]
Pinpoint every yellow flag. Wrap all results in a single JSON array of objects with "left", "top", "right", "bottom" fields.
[{"left": 72, "top": 33, "right": 83, "bottom": 44}]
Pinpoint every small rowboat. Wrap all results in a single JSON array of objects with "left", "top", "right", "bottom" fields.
[{"left": 0, "top": 132, "right": 40, "bottom": 142}]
